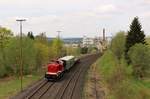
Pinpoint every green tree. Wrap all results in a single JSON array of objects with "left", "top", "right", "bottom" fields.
[
  {"left": 0, "top": 27, "right": 13, "bottom": 63},
  {"left": 125, "top": 17, "right": 146, "bottom": 63},
  {"left": 35, "top": 33, "right": 48, "bottom": 44},
  {"left": 27, "top": 31, "right": 34, "bottom": 40},
  {"left": 34, "top": 33, "right": 49, "bottom": 71},
  {"left": 111, "top": 31, "right": 126, "bottom": 61},
  {"left": 128, "top": 43, "right": 150, "bottom": 79},
  {"left": 66, "top": 46, "right": 81, "bottom": 56},
  {"left": 34, "top": 42, "right": 49, "bottom": 71},
  {"left": 0, "top": 27, "right": 13, "bottom": 77},
  {"left": 5, "top": 37, "right": 37, "bottom": 75},
  {"left": 50, "top": 38, "right": 64, "bottom": 58},
  {"left": 81, "top": 47, "right": 88, "bottom": 54}
]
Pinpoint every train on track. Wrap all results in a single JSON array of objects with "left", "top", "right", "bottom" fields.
[{"left": 45, "top": 55, "right": 80, "bottom": 80}]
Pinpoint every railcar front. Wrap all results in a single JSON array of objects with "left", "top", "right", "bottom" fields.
[{"left": 45, "top": 61, "right": 64, "bottom": 80}]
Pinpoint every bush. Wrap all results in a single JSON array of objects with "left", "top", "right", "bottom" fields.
[
  {"left": 128, "top": 43, "right": 150, "bottom": 79},
  {"left": 111, "top": 31, "right": 126, "bottom": 61},
  {"left": 97, "top": 50, "right": 150, "bottom": 99},
  {"left": 81, "top": 47, "right": 88, "bottom": 54},
  {"left": 0, "top": 65, "right": 7, "bottom": 77}
]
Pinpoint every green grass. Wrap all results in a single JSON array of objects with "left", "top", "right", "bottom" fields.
[
  {"left": 95, "top": 50, "right": 150, "bottom": 99},
  {"left": 146, "top": 37, "right": 150, "bottom": 44},
  {"left": 0, "top": 74, "right": 42, "bottom": 99}
]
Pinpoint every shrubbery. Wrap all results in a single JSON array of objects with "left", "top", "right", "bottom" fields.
[
  {"left": 111, "top": 31, "right": 126, "bottom": 61},
  {"left": 98, "top": 50, "right": 150, "bottom": 99},
  {"left": 128, "top": 43, "right": 150, "bottom": 79},
  {"left": 81, "top": 47, "right": 88, "bottom": 54},
  {"left": 97, "top": 17, "right": 150, "bottom": 98}
]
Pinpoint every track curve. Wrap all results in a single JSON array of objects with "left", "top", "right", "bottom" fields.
[{"left": 12, "top": 53, "right": 100, "bottom": 99}]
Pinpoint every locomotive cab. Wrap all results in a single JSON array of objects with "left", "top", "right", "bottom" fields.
[
  {"left": 45, "top": 55, "right": 77, "bottom": 80},
  {"left": 45, "top": 60, "right": 64, "bottom": 80}
]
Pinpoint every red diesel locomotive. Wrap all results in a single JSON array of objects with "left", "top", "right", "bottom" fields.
[{"left": 45, "top": 56, "right": 79, "bottom": 80}]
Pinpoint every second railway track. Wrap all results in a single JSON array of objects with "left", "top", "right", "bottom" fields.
[{"left": 12, "top": 53, "right": 100, "bottom": 99}]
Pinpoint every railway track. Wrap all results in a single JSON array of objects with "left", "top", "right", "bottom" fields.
[
  {"left": 12, "top": 53, "right": 100, "bottom": 99},
  {"left": 55, "top": 56, "right": 94, "bottom": 99},
  {"left": 26, "top": 80, "right": 48, "bottom": 99},
  {"left": 55, "top": 58, "right": 84, "bottom": 99},
  {"left": 27, "top": 82, "right": 55, "bottom": 99}
]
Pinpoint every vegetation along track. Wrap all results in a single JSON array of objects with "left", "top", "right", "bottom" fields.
[{"left": 12, "top": 53, "right": 100, "bottom": 99}]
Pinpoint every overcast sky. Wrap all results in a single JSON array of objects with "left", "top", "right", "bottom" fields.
[{"left": 0, "top": 0, "right": 150, "bottom": 37}]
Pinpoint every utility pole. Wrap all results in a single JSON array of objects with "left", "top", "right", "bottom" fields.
[
  {"left": 103, "top": 28, "right": 105, "bottom": 41},
  {"left": 16, "top": 19, "right": 26, "bottom": 91},
  {"left": 57, "top": 30, "right": 62, "bottom": 38},
  {"left": 102, "top": 28, "right": 107, "bottom": 51}
]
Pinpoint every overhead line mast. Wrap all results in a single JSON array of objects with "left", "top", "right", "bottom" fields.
[
  {"left": 57, "top": 30, "right": 62, "bottom": 38},
  {"left": 16, "top": 19, "right": 26, "bottom": 91}
]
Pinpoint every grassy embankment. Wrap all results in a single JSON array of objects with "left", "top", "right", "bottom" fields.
[
  {"left": 95, "top": 50, "right": 150, "bottom": 99},
  {"left": 0, "top": 74, "right": 42, "bottom": 99}
]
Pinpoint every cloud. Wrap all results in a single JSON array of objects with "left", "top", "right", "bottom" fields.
[
  {"left": 140, "top": 12, "right": 150, "bottom": 18},
  {"left": 143, "top": 0, "right": 150, "bottom": 4},
  {"left": 0, "top": 0, "right": 150, "bottom": 37},
  {"left": 0, "top": 0, "right": 97, "bottom": 8},
  {"left": 94, "top": 4, "right": 117, "bottom": 13}
]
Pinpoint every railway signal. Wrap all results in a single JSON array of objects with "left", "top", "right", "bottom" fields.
[{"left": 16, "top": 19, "right": 26, "bottom": 91}]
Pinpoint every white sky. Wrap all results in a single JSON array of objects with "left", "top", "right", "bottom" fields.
[{"left": 0, "top": 0, "right": 150, "bottom": 37}]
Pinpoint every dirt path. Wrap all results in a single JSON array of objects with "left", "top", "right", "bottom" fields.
[{"left": 83, "top": 62, "right": 105, "bottom": 99}]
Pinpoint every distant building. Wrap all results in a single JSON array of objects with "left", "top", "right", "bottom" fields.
[
  {"left": 82, "top": 36, "right": 94, "bottom": 47},
  {"left": 64, "top": 43, "right": 79, "bottom": 48},
  {"left": 82, "top": 35, "right": 111, "bottom": 52}
]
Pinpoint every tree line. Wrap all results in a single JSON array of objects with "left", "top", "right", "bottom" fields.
[
  {"left": 111, "top": 16, "right": 150, "bottom": 79},
  {"left": 0, "top": 29, "right": 81, "bottom": 78},
  {"left": 97, "top": 16, "right": 150, "bottom": 99}
]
